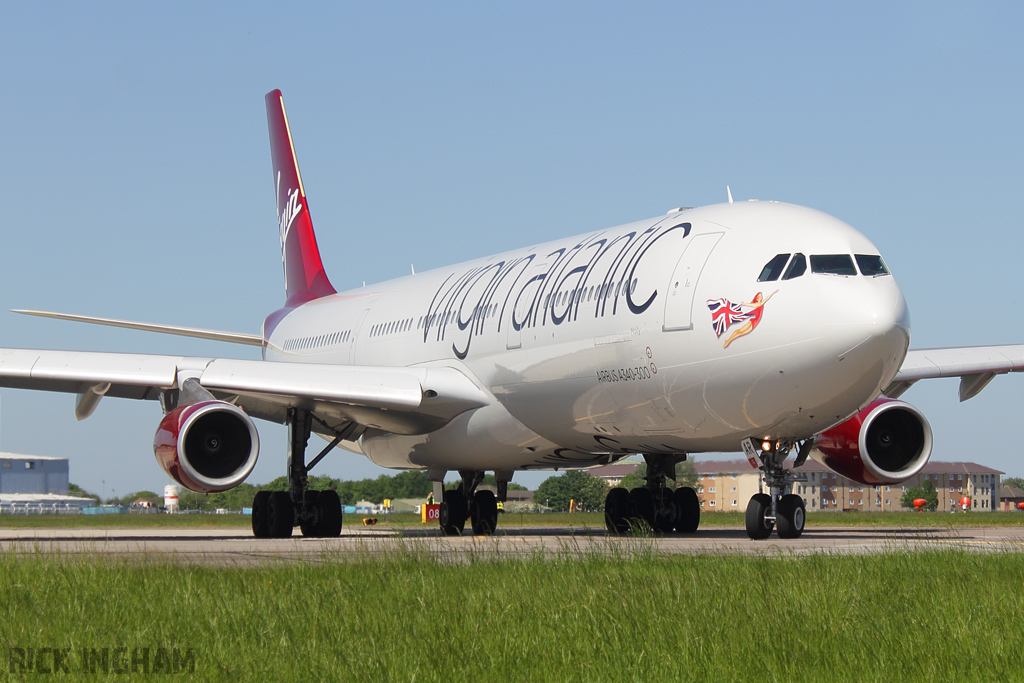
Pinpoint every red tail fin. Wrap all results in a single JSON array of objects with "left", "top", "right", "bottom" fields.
[{"left": 265, "top": 89, "right": 336, "bottom": 307}]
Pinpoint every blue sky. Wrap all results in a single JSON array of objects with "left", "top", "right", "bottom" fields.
[{"left": 1, "top": 2, "right": 1022, "bottom": 497}]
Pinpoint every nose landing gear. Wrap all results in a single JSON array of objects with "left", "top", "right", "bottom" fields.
[{"left": 742, "top": 438, "right": 808, "bottom": 540}]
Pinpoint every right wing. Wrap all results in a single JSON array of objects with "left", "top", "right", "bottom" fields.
[
  {"left": 0, "top": 348, "right": 490, "bottom": 436},
  {"left": 885, "top": 345, "right": 1024, "bottom": 401}
]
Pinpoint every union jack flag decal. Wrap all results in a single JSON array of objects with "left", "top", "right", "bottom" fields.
[{"left": 707, "top": 298, "right": 754, "bottom": 337}]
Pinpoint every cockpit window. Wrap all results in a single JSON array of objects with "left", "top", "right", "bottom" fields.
[
  {"left": 782, "top": 253, "right": 806, "bottom": 280},
  {"left": 757, "top": 254, "right": 790, "bottom": 282},
  {"left": 810, "top": 254, "right": 857, "bottom": 276},
  {"left": 855, "top": 254, "right": 890, "bottom": 276}
]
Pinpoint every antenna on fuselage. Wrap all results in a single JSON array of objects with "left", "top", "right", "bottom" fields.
[
  {"left": 727, "top": 186, "right": 734, "bottom": 204},
  {"left": 411, "top": 264, "right": 415, "bottom": 275}
]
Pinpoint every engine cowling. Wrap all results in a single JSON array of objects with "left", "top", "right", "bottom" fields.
[
  {"left": 811, "top": 398, "right": 933, "bottom": 485},
  {"left": 153, "top": 400, "right": 260, "bottom": 493}
]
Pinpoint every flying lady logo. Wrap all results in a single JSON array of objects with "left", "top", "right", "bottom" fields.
[
  {"left": 707, "top": 290, "right": 777, "bottom": 348},
  {"left": 275, "top": 171, "right": 303, "bottom": 260}
]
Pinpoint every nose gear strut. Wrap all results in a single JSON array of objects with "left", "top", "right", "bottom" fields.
[{"left": 742, "top": 438, "right": 809, "bottom": 540}]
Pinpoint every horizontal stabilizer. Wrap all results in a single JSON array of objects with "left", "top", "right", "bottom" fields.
[{"left": 12, "top": 309, "right": 264, "bottom": 347}]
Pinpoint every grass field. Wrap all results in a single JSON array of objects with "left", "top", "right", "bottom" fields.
[
  {"left": 2, "top": 509, "right": 1023, "bottom": 530},
  {"left": 2, "top": 547, "right": 1023, "bottom": 680}
]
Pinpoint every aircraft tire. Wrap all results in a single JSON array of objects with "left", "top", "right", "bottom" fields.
[
  {"left": 299, "top": 490, "right": 321, "bottom": 537},
  {"left": 604, "top": 487, "right": 630, "bottom": 534},
  {"left": 673, "top": 486, "right": 700, "bottom": 533},
  {"left": 628, "top": 487, "right": 655, "bottom": 531},
  {"left": 317, "top": 490, "right": 343, "bottom": 537},
  {"left": 653, "top": 487, "right": 676, "bottom": 532},
  {"left": 440, "top": 488, "right": 467, "bottom": 536},
  {"left": 268, "top": 491, "right": 294, "bottom": 538},
  {"left": 471, "top": 490, "right": 498, "bottom": 535},
  {"left": 776, "top": 494, "right": 805, "bottom": 539},
  {"left": 252, "top": 490, "right": 272, "bottom": 538},
  {"left": 745, "top": 493, "right": 773, "bottom": 540}
]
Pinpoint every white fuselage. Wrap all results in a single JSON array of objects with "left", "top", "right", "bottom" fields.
[{"left": 264, "top": 201, "right": 910, "bottom": 474}]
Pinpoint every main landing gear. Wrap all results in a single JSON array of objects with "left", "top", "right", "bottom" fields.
[
  {"left": 252, "top": 408, "right": 352, "bottom": 539},
  {"left": 743, "top": 438, "right": 808, "bottom": 540},
  {"left": 439, "top": 471, "right": 504, "bottom": 536},
  {"left": 604, "top": 454, "right": 700, "bottom": 534}
]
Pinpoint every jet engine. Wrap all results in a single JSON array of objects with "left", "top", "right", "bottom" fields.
[
  {"left": 811, "top": 398, "right": 932, "bottom": 485},
  {"left": 153, "top": 400, "right": 260, "bottom": 493}
]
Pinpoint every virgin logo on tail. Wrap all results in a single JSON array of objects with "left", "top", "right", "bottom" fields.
[{"left": 275, "top": 171, "right": 303, "bottom": 260}]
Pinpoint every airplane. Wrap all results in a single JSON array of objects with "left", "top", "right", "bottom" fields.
[{"left": 2, "top": 89, "right": 1022, "bottom": 540}]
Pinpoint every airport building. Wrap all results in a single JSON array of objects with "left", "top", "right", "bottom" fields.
[
  {"left": 0, "top": 453, "right": 94, "bottom": 512},
  {"left": 591, "top": 459, "right": 1004, "bottom": 512}
]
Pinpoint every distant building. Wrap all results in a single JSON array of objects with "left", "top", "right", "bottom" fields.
[
  {"left": 0, "top": 453, "right": 94, "bottom": 511},
  {"left": 588, "top": 463, "right": 640, "bottom": 487},
  {"left": 694, "top": 459, "right": 1002, "bottom": 513},
  {"left": 0, "top": 453, "right": 68, "bottom": 495},
  {"left": 999, "top": 485, "right": 1024, "bottom": 511}
]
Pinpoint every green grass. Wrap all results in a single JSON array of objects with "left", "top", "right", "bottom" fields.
[
  {"left": 0, "top": 513, "right": 252, "bottom": 528},
  {"left": 2, "top": 509, "right": 1023, "bottom": 530},
  {"left": 2, "top": 548, "right": 1024, "bottom": 680}
]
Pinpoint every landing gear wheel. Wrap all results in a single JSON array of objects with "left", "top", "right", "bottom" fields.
[
  {"left": 440, "top": 488, "right": 467, "bottom": 536},
  {"left": 604, "top": 487, "right": 630, "bottom": 534},
  {"left": 745, "top": 493, "right": 774, "bottom": 540},
  {"left": 317, "top": 490, "right": 343, "bottom": 537},
  {"left": 628, "top": 487, "right": 655, "bottom": 531},
  {"left": 268, "top": 491, "right": 294, "bottom": 538},
  {"left": 252, "top": 490, "right": 271, "bottom": 538},
  {"left": 653, "top": 487, "right": 676, "bottom": 533},
  {"left": 299, "top": 490, "right": 321, "bottom": 537},
  {"left": 470, "top": 490, "right": 498, "bottom": 535},
  {"left": 673, "top": 486, "right": 700, "bottom": 533},
  {"left": 776, "top": 494, "right": 805, "bottom": 539}
]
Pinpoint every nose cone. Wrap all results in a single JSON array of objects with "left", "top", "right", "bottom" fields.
[{"left": 822, "top": 277, "right": 911, "bottom": 406}]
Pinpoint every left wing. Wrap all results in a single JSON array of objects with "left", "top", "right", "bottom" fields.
[
  {"left": 0, "top": 348, "right": 490, "bottom": 435},
  {"left": 885, "top": 345, "right": 1024, "bottom": 401}
]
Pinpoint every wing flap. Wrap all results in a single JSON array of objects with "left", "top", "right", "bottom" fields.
[
  {"left": 200, "top": 360, "right": 424, "bottom": 410},
  {"left": 201, "top": 359, "right": 490, "bottom": 420}
]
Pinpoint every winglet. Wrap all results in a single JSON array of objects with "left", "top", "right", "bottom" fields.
[{"left": 265, "top": 90, "right": 336, "bottom": 307}]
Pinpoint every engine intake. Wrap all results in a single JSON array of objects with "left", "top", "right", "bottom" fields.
[
  {"left": 153, "top": 400, "right": 260, "bottom": 493},
  {"left": 811, "top": 398, "right": 932, "bottom": 485}
]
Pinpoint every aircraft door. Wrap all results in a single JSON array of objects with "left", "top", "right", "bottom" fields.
[
  {"left": 663, "top": 232, "right": 723, "bottom": 331},
  {"left": 348, "top": 309, "right": 371, "bottom": 362}
]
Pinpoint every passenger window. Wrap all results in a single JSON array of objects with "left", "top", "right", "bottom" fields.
[
  {"left": 855, "top": 254, "right": 890, "bottom": 276},
  {"left": 782, "top": 253, "right": 806, "bottom": 280},
  {"left": 810, "top": 254, "right": 857, "bottom": 276},
  {"left": 758, "top": 254, "right": 790, "bottom": 282}
]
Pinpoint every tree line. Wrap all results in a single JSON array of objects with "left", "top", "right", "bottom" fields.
[
  {"left": 77, "top": 470, "right": 436, "bottom": 512},
  {"left": 76, "top": 460, "right": 709, "bottom": 514}
]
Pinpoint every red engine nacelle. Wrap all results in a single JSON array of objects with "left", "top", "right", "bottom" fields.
[
  {"left": 811, "top": 398, "right": 933, "bottom": 485},
  {"left": 153, "top": 400, "right": 260, "bottom": 493}
]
